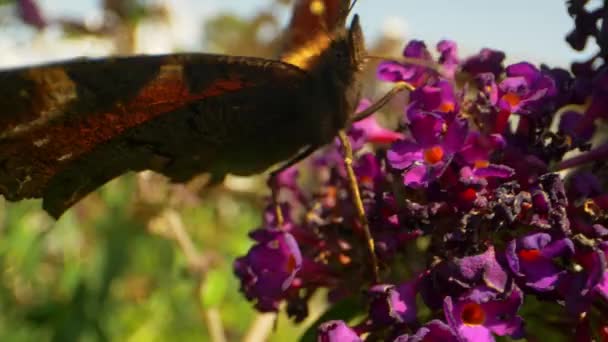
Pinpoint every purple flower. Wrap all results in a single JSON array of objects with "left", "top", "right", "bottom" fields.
[
  {"left": 318, "top": 320, "right": 362, "bottom": 342},
  {"left": 459, "top": 132, "right": 505, "bottom": 165},
  {"left": 234, "top": 228, "right": 302, "bottom": 311},
  {"left": 444, "top": 286, "right": 525, "bottom": 341},
  {"left": 587, "top": 68, "right": 608, "bottom": 121},
  {"left": 557, "top": 245, "right": 607, "bottom": 314},
  {"left": 568, "top": 172, "right": 603, "bottom": 200},
  {"left": 505, "top": 232, "right": 574, "bottom": 291},
  {"left": 498, "top": 62, "right": 557, "bottom": 116},
  {"left": 407, "top": 79, "right": 458, "bottom": 117},
  {"left": 394, "top": 320, "right": 460, "bottom": 342},
  {"left": 457, "top": 132, "right": 513, "bottom": 180},
  {"left": 559, "top": 110, "right": 596, "bottom": 144},
  {"left": 594, "top": 243, "right": 608, "bottom": 302},
  {"left": 368, "top": 281, "right": 418, "bottom": 326},
  {"left": 387, "top": 114, "right": 467, "bottom": 188},
  {"left": 461, "top": 48, "right": 505, "bottom": 77},
  {"left": 420, "top": 246, "right": 509, "bottom": 310},
  {"left": 437, "top": 40, "right": 459, "bottom": 79},
  {"left": 377, "top": 40, "right": 434, "bottom": 87},
  {"left": 354, "top": 153, "right": 383, "bottom": 189}
]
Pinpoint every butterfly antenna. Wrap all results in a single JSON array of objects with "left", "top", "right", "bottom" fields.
[{"left": 348, "top": 0, "right": 359, "bottom": 16}]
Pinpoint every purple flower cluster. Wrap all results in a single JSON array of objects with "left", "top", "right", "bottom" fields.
[{"left": 234, "top": 5, "right": 608, "bottom": 341}]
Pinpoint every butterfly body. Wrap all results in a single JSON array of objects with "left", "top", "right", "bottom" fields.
[{"left": 0, "top": 3, "right": 366, "bottom": 218}]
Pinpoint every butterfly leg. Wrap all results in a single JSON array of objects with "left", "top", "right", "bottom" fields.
[
  {"left": 349, "top": 81, "right": 415, "bottom": 123},
  {"left": 269, "top": 145, "right": 318, "bottom": 227},
  {"left": 337, "top": 130, "right": 380, "bottom": 283}
]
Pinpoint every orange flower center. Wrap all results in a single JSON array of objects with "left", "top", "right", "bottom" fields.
[
  {"left": 474, "top": 160, "right": 490, "bottom": 169},
  {"left": 502, "top": 92, "right": 521, "bottom": 107},
  {"left": 286, "top": 255, "right": 298, "bottom": 273},
  {"left": 360, "top": 175, "right": 373, "bottom": 186},
  {"left": 461, "top": 302, "right": 486, "bottom": 326},
  {"left": 518, "top": 249, "right": 542, "bottom": 262},
  {"left": 424, "top": 146, "right": 444, "bottom": 164},
  {"left": 439, "top": 101, "right": 455, "bottom": 113}
]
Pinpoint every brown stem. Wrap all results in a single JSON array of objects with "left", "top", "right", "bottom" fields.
[{"left": 338, "top": 130, "right": 380, "bottom": 284}]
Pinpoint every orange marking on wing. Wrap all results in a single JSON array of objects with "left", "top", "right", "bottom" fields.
[{"left": 2, "top": 69, "right": 250, "bottom": 198}]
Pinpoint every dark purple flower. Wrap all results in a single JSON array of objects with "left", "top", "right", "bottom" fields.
[
  {"left": 557, "top": 246, "right": 607, "bottom": 315},
  {"left": 394, "top": 320, "right": 460, "bottom": 342},
  {"left": 420, "top": 246, "right": 509, "bottom": 310},
  {"left": 368, "top": 281, "right": 417, "bottom": 326},
  {"left": 559, "top": 110, "right": 596, "bottom": 144},
  {"left": 568, "top": 172, "right": 603, "bottom": 200},
  {"left": 444, "top": 286, "right": 525, "bottom": 341},
  {"left": 354, "top": 153, "right": 383, "bottom": 189},
  {"left": 579, "top": 67, "right": 608, "bottom": 133},
  {"left": 461, "top": 48, "right": 505, "bottom": 77},
  {"left": 505, "top": 232, "right": 574, "bottom": 291},
  {"left": 497, "top": 62, "right": 557, "bottom": 116},
  {"left": 234, "top": 228, "right": 302, "bottom": 311},
  {"left": 595, "top": 243, "right": 608, "bottom": 302},
  {"left": 378, "top": 40, "right": 434, "bottom": 87},
  {"left": 318, "top": 320, "right": 362, "bottom": 342},
  {"left": 387, "top": 114, "right": 468, "bottom": 188}
]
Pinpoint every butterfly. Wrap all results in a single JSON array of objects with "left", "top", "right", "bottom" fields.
[{"left": 0, "top": 0, "right": 378, "bottom": 218}]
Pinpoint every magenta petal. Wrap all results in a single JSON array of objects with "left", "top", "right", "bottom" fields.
[
  {"left": 409, "top": 113, "right": 444, "bottom": 147},
  {"left": 437, "top": 40, "right": 459, "bottom": 78},
  {"left": 318, "top": 320, "right": 362, "bottom": 342},
  {"left": 353, "top": 116, "right": 404, "bottom": 144},
  {"left": 377, "top": 61, "right": 416, "bottom": 82},
  {"left": 442, "top": 119, "right": 468, "bottom": 154},
  {"left": 368, "top": 281, "right": 417, "bottom": 325},
  {"left": 459, "top": 325, "right": 495, "bottom": 342},
  {"left": 540, "top": 239, "right": 575, "bottom": 259},
  {"left": 444, "top": 297, "right": 495, "bottom": 342},
  {"left": 403, "top": 164, "right": 429, "bottom": 188},
  {"left": 482, "top": 287, "right": 525, "bottom": 338},
  {"left": 596, "top": 271, "right": 608, "bottom": 301},
  {"left": 506, "top": 62, "right": 540, "bottom": 85},
  {"left": 473, "top": 164, "right": 514, "bottom": 178},
  {"left": 411, "top": 86, "right": 443, "bottom": 110},
  {"left": 403, "top": 40, "right": 432, "bottom": 59},
  {"left": 499, "top": 76, "right": 529, "bottom": 97},
  {"left": 396, "top": 320, "right": 460, "bottom": 342},
  {"left": 387, "top": 140, "right": 423, "bottom": 170}
]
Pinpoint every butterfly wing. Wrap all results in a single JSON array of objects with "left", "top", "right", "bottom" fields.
[
  {"left": 0, "top": 54, "right": 315, "bottom": 217},
  {"left": 280, "top": 0, "right": 350, "bottom": 68}
]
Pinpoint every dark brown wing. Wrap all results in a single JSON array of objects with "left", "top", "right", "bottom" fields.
[
  {"left": 280, "top": 0, "right": 350, "bottom": 67},
  {"left": 0, "top": 54, "right": 311, "bottom": 217}
]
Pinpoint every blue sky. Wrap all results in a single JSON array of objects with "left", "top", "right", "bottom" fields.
[{"left": 35, "top": 0, "right": 597, "bottom": 67}]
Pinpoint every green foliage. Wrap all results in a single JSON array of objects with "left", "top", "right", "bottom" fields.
[{"left": 0, "top": 175, "right": 268, "bottom": 341}]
